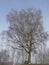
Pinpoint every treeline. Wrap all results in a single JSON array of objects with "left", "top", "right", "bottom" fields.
[{"left": 0, "top": 48, "right": 49, "bottom": 64}]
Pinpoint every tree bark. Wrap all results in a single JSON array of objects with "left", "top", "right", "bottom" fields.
[
  {"left": 28, "top": 42, "right": 32, "bottom": 64},
  {"left": 28, "top": 51, "right": 31, "bottom": 64}
]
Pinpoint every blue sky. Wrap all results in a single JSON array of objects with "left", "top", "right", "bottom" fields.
[{"left": 0, "top": 0, "right": 49, "bottom": 32}]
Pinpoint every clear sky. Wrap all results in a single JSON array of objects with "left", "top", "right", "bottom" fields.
[{"left": 0, "top": 0, "right": 49, "bottom": 33}]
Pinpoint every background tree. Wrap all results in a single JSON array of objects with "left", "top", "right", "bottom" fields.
[
  {"left": 0, "top": 49, "right": 9, "bottom": 63},
  {"left": 1, "top": 8, "right": 49, "bottom": 64},
  {"left": 35, "top": 48, "right": 49, "bottom": 64}
]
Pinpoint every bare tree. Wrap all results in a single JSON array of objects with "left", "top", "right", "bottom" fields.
[
  {"left": 1, "top": 8, "right": 49, "bottom": 64},
  {"left": 36, "top": 48, "right": 49, "bottom": 64},
  {"left": 0, "top": 49, "right": 9, "bottom": 63}
]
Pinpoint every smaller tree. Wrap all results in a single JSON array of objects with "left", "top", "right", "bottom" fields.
[
  {"left": 35, "top": 48, "right": 49, "bottom": 64},
  {"left": 0, "top": 49, "right": 9, "bottom": 63}
]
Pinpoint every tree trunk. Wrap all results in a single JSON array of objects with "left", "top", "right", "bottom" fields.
[
  {"left": 27, "top": 43, "right": 32, "bottom": 64},
  {"left": 28, "top": 51, "right": 31, "bottom": 64}
]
